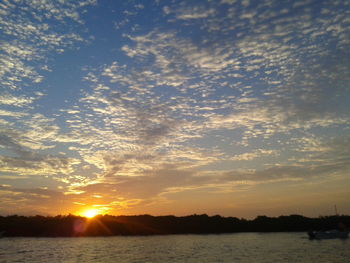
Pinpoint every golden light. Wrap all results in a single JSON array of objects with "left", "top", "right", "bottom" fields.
[{"left": 81, "top": 209, "right": 99, "bottom": 218}]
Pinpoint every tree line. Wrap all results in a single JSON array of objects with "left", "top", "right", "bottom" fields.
[{"left": 0, "top": 214, "right": 349, "bottom": 237}]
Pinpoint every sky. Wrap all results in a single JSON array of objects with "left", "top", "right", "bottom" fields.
[{"left": 0, "top": 0, "right": 350, "bottom": 219}]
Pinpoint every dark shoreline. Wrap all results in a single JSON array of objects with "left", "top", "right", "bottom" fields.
[{"left": 1, "top": 214, "right": 349, "bottom": 237}]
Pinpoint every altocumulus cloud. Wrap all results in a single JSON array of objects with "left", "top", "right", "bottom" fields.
[{"left": 1, "top": 0, "right": 350, "bottom": 217}]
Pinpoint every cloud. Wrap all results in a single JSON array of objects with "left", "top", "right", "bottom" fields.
[
  {"left": 0, "top": 0, "right": 96, "bottom": 182},
  {"left": 1, "top": 0, "right": 349, "bottom": 216},
  {"left": 0, "top": 93, "right": 35, "bottom": 107},
  {"left": 69, "top": 152, "right": 350, "bottom": 210},
  {"left": 293, "top": 134, "right": 350, "bottom": 166},
  {"left": 0, "top": 0, "right": 94, "bottom": 90},
  {"left": 231, "top": 149, "right": 277, "bottom": 161},
  {"left": 64, "top": 0, "right": 350, "bottom": 195},
  {"left": 0, "top": 129, "right": 79, "bottom": 176},
  {"left": 0, "top": 185, "right": 71, "bottom": 215},
  {"left": 172, "top": 6, "right": 216, "bottom": 20}
]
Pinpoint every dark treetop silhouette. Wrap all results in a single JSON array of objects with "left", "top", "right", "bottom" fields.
[{"left": 1, "top": 214, "right": 349, "bottom": 237}]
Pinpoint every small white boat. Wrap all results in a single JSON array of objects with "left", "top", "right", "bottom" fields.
[{"left": 308, "top": 230, "right": 349, "bottom": 239}]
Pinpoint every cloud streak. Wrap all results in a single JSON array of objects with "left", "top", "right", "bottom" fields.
[{"left": 1, "top": 0, "right": 349, "bottom": 217}]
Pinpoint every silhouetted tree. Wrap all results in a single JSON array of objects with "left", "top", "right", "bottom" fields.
[{"left": 0, "top": 214, "right": 349, "bottom": 237}]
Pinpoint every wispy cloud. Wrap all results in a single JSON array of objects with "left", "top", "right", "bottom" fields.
[{"left": 1, "top": 0, "right": 349, "bottom": 217}]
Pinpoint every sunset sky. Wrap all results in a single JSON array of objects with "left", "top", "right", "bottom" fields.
[{"left": 1, "top": 0, "right": 349, "bottom": 218}]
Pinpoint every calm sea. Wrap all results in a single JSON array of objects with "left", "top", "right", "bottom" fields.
[{"left": 0, "top": 233, "right": 349, "bottom": 263}]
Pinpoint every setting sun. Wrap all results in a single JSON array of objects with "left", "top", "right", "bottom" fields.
[{"left": 81, "top": 209, "right": 99, "bottom": 218}]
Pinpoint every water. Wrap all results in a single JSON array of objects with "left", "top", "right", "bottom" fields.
[{"left": 0, "top": 233, "right": 349, "bottom": 263}]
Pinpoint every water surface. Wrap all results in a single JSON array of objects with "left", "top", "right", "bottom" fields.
[{"left": 1, "top": 233, "right": 349, "bottom": 263}]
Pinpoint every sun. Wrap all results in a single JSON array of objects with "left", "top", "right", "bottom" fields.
[{"left": 81, "top": 209, "right": 99, "bottom": 218}]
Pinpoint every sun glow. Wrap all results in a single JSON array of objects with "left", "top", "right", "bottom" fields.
[{"left": 81, "top": 209, "right": 99, "bottom": 218}]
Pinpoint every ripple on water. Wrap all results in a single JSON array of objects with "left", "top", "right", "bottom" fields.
[{"left": 0, "top": 233, "right": 349, "bottom": 263}]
